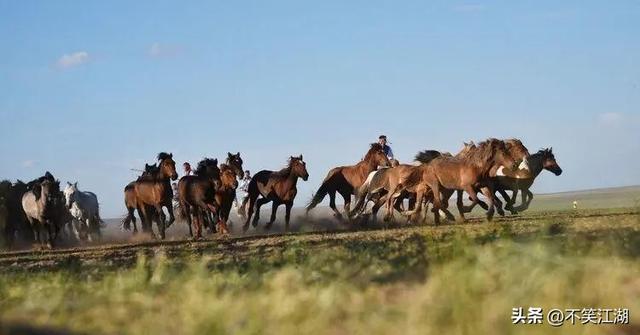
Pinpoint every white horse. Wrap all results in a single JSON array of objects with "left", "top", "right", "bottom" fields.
[{"left": 63, "top": 182, "right": 102, "bottom": 242}]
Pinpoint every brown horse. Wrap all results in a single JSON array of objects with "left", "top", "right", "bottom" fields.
[
  {"left": 127, "top": 153, "right": 178, "bottom": 239},
  {"left": 243, "top": 155, "right": 309, "bottom": 232},
  {"left": 178, "top": 158, "right": 221, "bottom": 239},
  {"left": 212, "top": 164, "right": 240, "bottom": 234},
  {"left": 390, "top": 139, "right": 518, "bottom": 224},
  {"left": 305, "top": 143, "right": 390, "bottom": 219},
  {"left": 122, "top": 163, "right": 158, "bottom": 234},
  {"left": 495, "top": 148, "right": 562, "bottom": 212}
]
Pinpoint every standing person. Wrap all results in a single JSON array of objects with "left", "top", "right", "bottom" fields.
[
  {"left": 378, "top": 135, "right": 394, "bottom": 160},
  {"left": 235, "top": 170, "right": 252, "bottom": 217},
  {"left": 183, "top": 162, "right": 193, "bottom": 176}
]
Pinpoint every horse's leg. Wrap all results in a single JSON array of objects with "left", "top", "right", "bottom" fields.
[
  {"left": 284, "top": 201, "right": 293, "bottom": 232},
  {"left": 523, "top": 189, "right": 534, "bottom": 211},
  {"left": 45, "top": 221, "right": 54, "bottom": 249},
  {"left": 430, "top": 184, "right": 443, "bottom": 225},
  {"left": 253, "top": 197, "right": 270, "bottom": 227},
  {"left": 328, "top": 191, "right": 342, "bottom": 220},
  {"left": 456, "top": 190, "right": 467, "bottom": 222},
  {"left": 339, "top": 190, "right": 352, "bottom": 219},
  {"left": 243, "top": 193, "right": 259, "bottom": 232},
  {"left": 155, "top": 204, "right": 166, "bottom": 240},
  {"left": 500, "top": 189, "right": 513, "bottom": 211},
  {"left": 138, "top": 204, "right": 153, "bottom": 238},
  {"left": 193, "top": 208, "right": 203, "bottom": 240},
  {"left": 166, "top": 203, "right": 175, "bottom": 228},
  {"left": 265, "top": 201, "right": 279, "bottom": 230},
  {"left": 86, "top": 218, "right": 93, "bottom": 242},
  {"left": 509, "top": 188, "right": 519, "bottom": 214},
  {"left": 183, "top": 204, "right": 193, "bottom": 237},
  {"left": 479, "top": 186, "right": 496, "bottom": 221}
]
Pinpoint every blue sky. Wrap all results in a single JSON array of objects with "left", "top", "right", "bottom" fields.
[{"left": 1, "top": 1, "right": 639, "bottom": 217}]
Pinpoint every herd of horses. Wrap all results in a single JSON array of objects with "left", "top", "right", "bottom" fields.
[{"left": 0, "top": 137, "right": 562, "bottom": 249}]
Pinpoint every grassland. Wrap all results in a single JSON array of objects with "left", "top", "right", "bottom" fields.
[
  {"left": 0, "top": 203, "right": 638, "bottom": 335},
  {"left": 0, "top": 186, "right": 639, "bottom": 334}
]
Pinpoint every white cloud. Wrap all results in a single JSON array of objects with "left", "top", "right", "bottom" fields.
[
  {"left": 21, "top": 160, "right": 37, "bottom": 168},
  {"left": 598, "top": 112, "right": 624, "bottom": 125},
  {"left": 453, "top": 4, "right": 485, "bottom": 12},
  {"left": 57, "top": 51, "right": 90, "bottom": 69},
  {"left": 148, "top": 43, "right": 181, "bottom": 58}
]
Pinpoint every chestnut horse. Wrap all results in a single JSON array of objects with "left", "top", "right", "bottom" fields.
[
  {"left": 178, "top": 158, "right": 221, "bottom": 239},
  {"left": 390, "top": 139, "right": 518, "bottom": 224},
  {"left": 243, "top": 155, "right": 309, "bottom": 232},
  {"left": 126, "top": 153, "right": 178, "bottom": 239},
  {"left": 122, "top": 163, "right": 158, "bottom": 234},
  {"left": 305, "top": 143, "right": 390, "bottom": 219}
]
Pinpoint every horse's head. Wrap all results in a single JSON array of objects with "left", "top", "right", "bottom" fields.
[
  {"left": 290, "top": 155, "right": 309, "bottom": 181},
  {"left": 226, "top": 152, "right": 244, "bottom": 178},
  {"left": 220, "top": 165, "right": 239, "bottom": 190},
  {"left": 63, "top": 182, "right": 78, "bottom": 208},
  {"left": 366, "top": 143, "right": 391, "bottom": 168},
  {"left": 39, "top": 179, "right": 58, "bottom": 205},
  {"left": 157, "top": 152, "right": 178, "bottom": 180},
  {"left": 505, "top": 139, "right": 530, "bottom": 160},
  {"left": 489, "top": 139, "right": 518, "bottom": 171},
  {"left": 540, "top": 148, "right": 562, "bottom": 176}
]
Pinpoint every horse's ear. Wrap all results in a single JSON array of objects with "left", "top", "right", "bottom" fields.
[
  {"left": 170, "top": 153, "right": 173, "bottom": 158},
  {"left": 73, "top": 182, "right": 78, "bottom": 188},
  {"left": 67, "top": 182, "right": 72, "bottom": 187},
  {"left": 550, "top": 147, "right": 553, "bottom": 153},
  {"left": 299, "top": 154, "right": 303, "bottom": 160},
  {"left": 227, "top": 152, "right": 232, "bottom": 157},
  {"left": 237, "top": 152, "right": 240, "bottom": 157}
]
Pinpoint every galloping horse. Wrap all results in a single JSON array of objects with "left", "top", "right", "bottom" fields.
[
  {"left": 125, "top": 153, "right": 178, "bottom": 239},
  {"left": 63, "top": 182, "right": 102, "bottom": 242},
  {"left": 22, "top": 176, "right": 60, "bottom": 248},
  {"left": 122, "top": 163, "right": 158, "bottom": 234},
  {"left": 212, "top": 164, "right": 240, "bottom": 234},
  {"left": 387, "top": 139, "right": 518, "bottom": 224},
  {"left": 244, "top": 155, "right": 309, "bottom": 232},
  {"left": 178, "top": 158, "right": 221, "bottom": 239},
  {"left": 306, "top": 143, "right": 390, "bottom": 219},
  {"left": 495, "top": 148, "right": 562, "bottom": 212}
]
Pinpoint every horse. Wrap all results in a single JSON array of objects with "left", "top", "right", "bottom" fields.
[
  {"left": 178, "top": 158, "right": 221, "bottom": 239},
  {"left": 212, "top": 164, "right": 240, "bottom": 234},
  {"left": 389, "top": 139, "right": 519, "bottom": 224},
  {"left": 305, "top": 143, "right": 390, "bottom": 219},
  {"left": 350, "top": 150, "right": 448, "bottom": 222},
  {"left": 22, "top": 177, "right": 61, "bottom": 249},
  {"left": 125, "top": 153, "right": 178, "bottom": 239},
  {"left": 122, "top": 163, "right": 160, "bottom": 234},
  {"left": 243, "top": 155, "right": 309, "bottom": 232},
  {"left": 63, "top": 182, "right": 102, "bottom": 242},
  {"left": 494, "top": 148, "right": 562, "bottom": 212}
]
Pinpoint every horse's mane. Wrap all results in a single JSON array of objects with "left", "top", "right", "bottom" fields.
[
  {"left": 505, "top": 138, "right": 530, "bottom": 158},
  {"left": 415, "top": 150, "right": 444, "bottom": 164},
  {"left": 157, "top": 152, "right": 172, "bottom": 161},
  {"left": 458, "top": 138, "right": 506, "bottom": 167},
  {"left": 195, "top": 158, "right": 218, "bottom": 176},
  {"left": 363, "top": 143, "right": 384, "bottom": 160}
]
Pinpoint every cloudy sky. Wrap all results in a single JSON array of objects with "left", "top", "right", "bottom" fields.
[{"left": 1, "top": 1, "right": 639, "bottom": 217}]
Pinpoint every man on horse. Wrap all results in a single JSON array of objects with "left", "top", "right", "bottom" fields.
[
  {"left": 183, "top": 162, "right": 193, "bottom": 176},
  {"left": 235, "top": 170, "right": 252, "bottom": 216},
  {"left": 378, "top": 135, "right": 394, "bottom": 160}
]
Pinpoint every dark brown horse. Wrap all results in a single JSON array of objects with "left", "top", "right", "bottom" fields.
[
  {"left": 125, "top": 153, "right": 178, "bottom": 239},
  {"left": 244, "top": 155, "right": 309, "bottom": 232},
  {"left": 212, "top": 164, "right": 240, "bottom": 234},
  {"left": 306, "top": 143, "right": 390, "bottom": 219},
  {"left": 178, "top": 158, "right": 221, "bottom": 239},
  {"left": 495, "top": 148, "right": 562, "bottom": 212}
]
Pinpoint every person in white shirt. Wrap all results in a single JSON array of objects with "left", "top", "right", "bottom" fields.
[{"left": 235, "top": 170, "right": 252, "bottom": 216}]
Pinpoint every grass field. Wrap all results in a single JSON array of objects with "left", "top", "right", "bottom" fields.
[{"left": 0, "top": 187, "right": 639, "bottom": 335}]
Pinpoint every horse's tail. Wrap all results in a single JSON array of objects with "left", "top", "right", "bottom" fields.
[{"left": 305, "top": 169, "right": 339, "bottom": 214}]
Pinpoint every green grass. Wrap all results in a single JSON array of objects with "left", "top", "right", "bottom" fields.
[{"left": 1, "top": 210, "right": 639, "bottom": 334}]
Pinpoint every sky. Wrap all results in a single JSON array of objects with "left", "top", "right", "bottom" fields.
[{"left": 1, "top": 1, "right": 639, "bottom": 217}]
